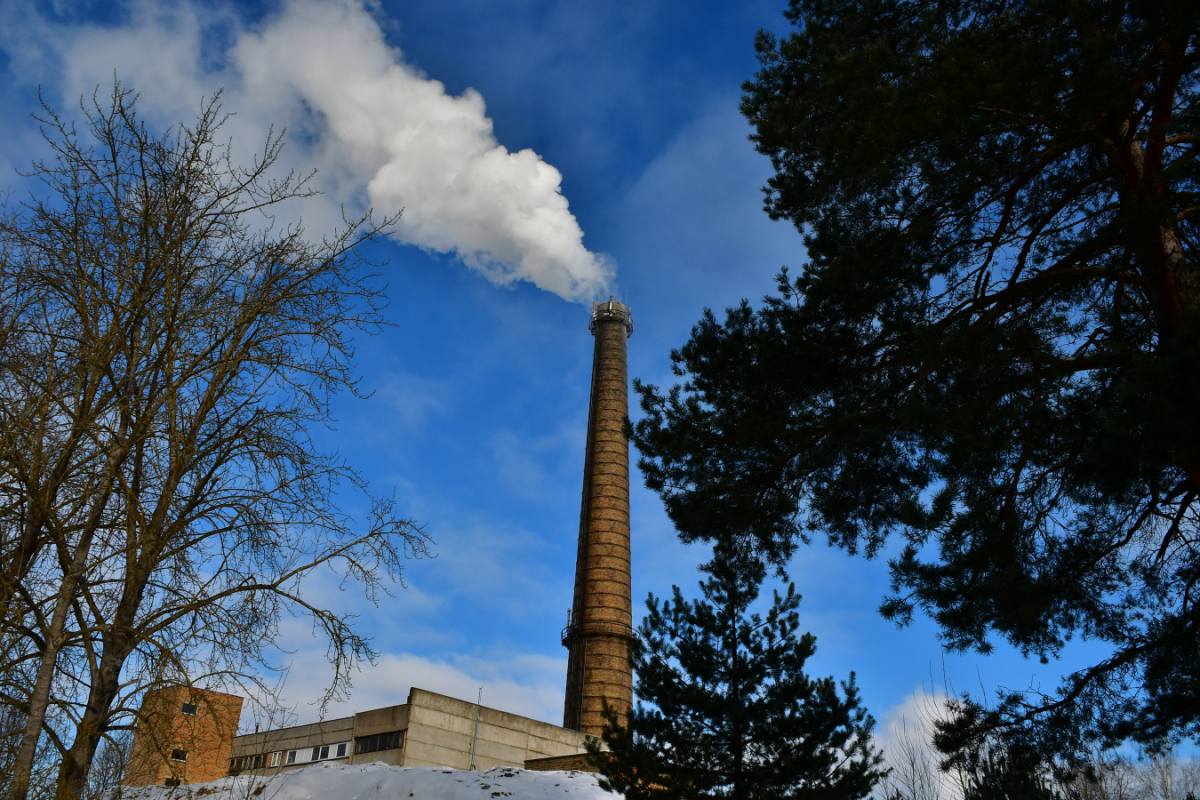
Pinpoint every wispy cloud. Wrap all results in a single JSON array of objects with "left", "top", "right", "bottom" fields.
[
  {"left": 375, "top": 372, "right": 455, "bottom": 434},
  {"left": 487, "top": 423, "right": 584, "bottom": 503}
]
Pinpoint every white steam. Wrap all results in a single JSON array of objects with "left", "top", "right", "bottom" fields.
[{"left": 3, "top": 0, "right": 612, "bottom": 302}]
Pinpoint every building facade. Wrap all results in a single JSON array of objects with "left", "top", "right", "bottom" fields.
[
  {"left": 229, "top": 688, "right": 589, "bottom": 776},
  {"left": 124, "top": 687, "right": 590, "bottom": 787}
]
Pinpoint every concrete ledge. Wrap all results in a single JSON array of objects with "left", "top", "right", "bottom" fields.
[{"left": 523, "top": 752, "right": 600, "bottom": 773}]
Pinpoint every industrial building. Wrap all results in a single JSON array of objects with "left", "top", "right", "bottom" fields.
[
  {"left": 124, "top": 301, "right": 635, "bottom": 787},
  {"left": 229, "top": 687, "right": 593, "bottom": 773},
  {"left": 126, "top": 686, "right": 590, "bottom": 787}
]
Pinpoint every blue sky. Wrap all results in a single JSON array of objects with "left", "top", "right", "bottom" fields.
[{"left": 0, "top": 0, "right": 1110, "bottom": 747}]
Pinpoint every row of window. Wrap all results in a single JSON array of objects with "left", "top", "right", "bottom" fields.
[
  {"left": 230, "top": 752, "right": 266, "bottom": 772},
  {"left": 355, "top": 731, "right": 403, "bottom": 754},
  {"left": 227, "top": 731, "right": 404, "bottom": 775},
  {"left": 286, "top": 742, "right": 349, "bottom": 764}
]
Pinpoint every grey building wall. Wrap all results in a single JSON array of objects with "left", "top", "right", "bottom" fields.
[
  {"left": 402, "top": 689, "right": 587, "bottom": 769},
  {"left": 225, "top": 687, "right": 588, "bottom": 778}
]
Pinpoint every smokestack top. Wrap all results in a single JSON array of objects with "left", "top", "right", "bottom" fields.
[{"left": 590, "top": 297, "right": 634, "bottom": 337}]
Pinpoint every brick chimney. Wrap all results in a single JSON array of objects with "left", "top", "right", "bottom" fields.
[{"left": 562, "top": 299, "right": 634, "bottom": 735}]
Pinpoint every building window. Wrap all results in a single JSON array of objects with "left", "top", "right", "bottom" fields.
[
  {"left": 300, "top": 743, "right": 349, "bottom": 763},
  {"left": 268, "top": 751, "right": 282, "bottom": 768},
  {"left": 171, "top": 749, "right": 188, "bottom": 762},
  {"left": 164, "top": 777, "right": 181, "bottom": 787},
  {"left": 229, "top": 754, "right": 270, "bottom": 773},
  {"left": 354, "top": 731, "right": 403, "bottom": 755},
  {"left": 286, "top": 750, "right": 296, "bottom": 765},
  {"left": 181, "top": 703, "right": 198, "bottom": 715}
]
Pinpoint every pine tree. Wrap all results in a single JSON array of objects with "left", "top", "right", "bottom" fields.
[
  {"left": 960, "top": 749, "right": 1078, "bottom": 800},
  {"left": 632, "top": 0, "right": 1200, "bottom": 757},
  {"left": 590, "top": 549, "right": 885, "bottom": 800}
]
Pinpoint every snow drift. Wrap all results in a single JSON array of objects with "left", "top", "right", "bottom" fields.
[{"left": 117, "top": 762, "right": 617, "bottom": 800}]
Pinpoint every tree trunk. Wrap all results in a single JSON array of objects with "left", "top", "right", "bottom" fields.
[
  {"left": 7, "top": 453, "right": 119, "bottom": 800},
  {"left": 729, "top": 621, "right": 743, "bottom": 800},
  {"left": 8, "top": 562, "right": 84, "bottom": 800},
  {"left": 54, "top": 632, "right": 132, "bottom": 800},
  {"left": 54, "top": 538, "right": 149, "bottom": 800}
]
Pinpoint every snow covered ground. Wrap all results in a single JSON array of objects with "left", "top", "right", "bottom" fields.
[{"left": 116, "top": 762, "right": 618, "bottom": 800}]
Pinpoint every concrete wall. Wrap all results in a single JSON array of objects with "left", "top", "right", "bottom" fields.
[
  {"left": 402, "top": 689, "right": 588, "bottom": 770},
  {"left": 125, "top": 687, "right": 243, "bottom": 787},
  {"left": 350, "top": 703, "right": 409, "bottom": 766}
]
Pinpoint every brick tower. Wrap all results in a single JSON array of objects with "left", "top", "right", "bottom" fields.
[
  {"left": 124, "top": 686, "right": 243, "bottom": 787},
  {"left": 562, "top": 299, "right": 634, "bottom": 735}
]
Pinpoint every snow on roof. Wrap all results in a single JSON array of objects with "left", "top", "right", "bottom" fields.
[{"left": 118, "top": 762, "right": 618, "bottom": 800}]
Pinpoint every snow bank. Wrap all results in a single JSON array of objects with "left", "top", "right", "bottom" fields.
[{"left": 117, "top": 762, "right": 618, "bottom": 800}]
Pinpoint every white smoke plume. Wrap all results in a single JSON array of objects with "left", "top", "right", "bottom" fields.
[{"left": 1, "top": 0, "right": 612, "bottom": 302}]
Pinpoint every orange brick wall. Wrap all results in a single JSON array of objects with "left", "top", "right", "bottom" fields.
[{"left": 124, "top": 687, "right": 243, "bottom": 787}]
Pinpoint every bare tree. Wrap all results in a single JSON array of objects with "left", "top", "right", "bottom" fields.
[
  {"left": 80, "top": 730, "right": 130, "bottom": 800},
  {"left": 0, "top": 225, "right": 129, "bottom": 800},
  {"left": 0, "top": 84, "right": 431, "bottom": 800},
  {"left": 873, "top": 695, "right": 1200, "bottom": 800},
  {"left": 875, "top": 689, "right": 969, "bottom": 800},
  {"left": 1126, "top": 752, "right": 1200, "bottom": 800}
]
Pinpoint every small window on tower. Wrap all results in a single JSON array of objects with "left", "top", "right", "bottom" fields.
[
  {"left": 181, "top": 703, "right": 198, "bottom": 715},
  {"left": 171, "top": 749, "right": 188, "bottom": 762}
]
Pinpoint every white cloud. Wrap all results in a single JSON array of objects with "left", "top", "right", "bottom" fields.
[
  {"left": 272, "top": 646, "right": 567, "bottom": 728},
  {"left": 873, "top": 686, "right": 966, "bottom": 800},
  {"left": 2, "top": 0, "right": 611, "bottom": 303}
]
